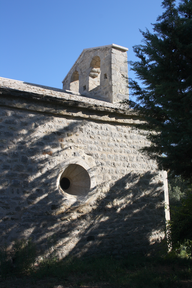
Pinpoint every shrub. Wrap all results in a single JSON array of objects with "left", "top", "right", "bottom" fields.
[{"left": 0, "top": 239, "right": 36, "bottom": 277}]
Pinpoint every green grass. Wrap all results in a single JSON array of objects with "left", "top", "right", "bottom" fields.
[{"left": 0, "top": 241, "right": 192, "bottom": 287}]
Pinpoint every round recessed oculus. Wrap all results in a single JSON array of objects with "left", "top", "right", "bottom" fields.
[{"left": 59, "top": 164, "right": 90, "bottom": 196}]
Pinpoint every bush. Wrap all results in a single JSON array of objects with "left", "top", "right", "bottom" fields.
[
  {"left": 168, "top": 176, "right": 192, "bottom": 257},
  {"left": 0, "top": 239, "right": 36, "bottom": 277},
  {"left": 168, "top": 176, "right": 187, "bottom": 206},
  {"left": 176, "top": 240, "right": 192, "bottom": 259}
]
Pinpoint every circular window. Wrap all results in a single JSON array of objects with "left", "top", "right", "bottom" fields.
[{"left": 59, "top": 164, "right": 90, "bottom": 196}]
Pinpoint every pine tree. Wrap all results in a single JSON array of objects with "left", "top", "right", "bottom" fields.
[{"left": 129, "top": 0, "right": 192, "bottom": 181}]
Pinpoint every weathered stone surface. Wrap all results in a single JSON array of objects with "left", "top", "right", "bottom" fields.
[
  {"left": 0, "top": 45, "right": 170, "bottom": 258},
  {"left": 63, "top": 44, "right": 128, "bottom": 103}
]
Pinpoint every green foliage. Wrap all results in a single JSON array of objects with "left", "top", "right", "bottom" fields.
[
  {"left": 168, "top": 176, "right": 192, "bottom": 251},
  {"left": 1, "top": 250, "right": 192, "bottom": 287},
  {"left": 0, "top": 247, "right": 13, "bottom": 277},
  {"left": 0, "top": 239, "right": 36, "bottom": 277},
  {"left": 13, "top": 239, "right": 36, "bottom": 273},
  {"left": 168, "top": 175, "right": 187, "bottom": 205},
  {"left": 0, "top": 238, "right": 192, "bottom": 287},
  {"left": 128, "top": 0, "right": 192, "bottom": 182},
  {"left": 176, "top": 239, "right": 192, "bottom": 258},
  {"left": 170, "top": 189, "right": 192, "bottom": 245}
]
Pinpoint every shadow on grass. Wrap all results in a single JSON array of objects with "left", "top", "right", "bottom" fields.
[{"left": 1, "top": 243, "right": 192, "bottom": 288}]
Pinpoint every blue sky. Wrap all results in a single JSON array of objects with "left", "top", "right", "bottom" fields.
[{"left": 1, "top": 0, "right": 180, "bottom": 92}]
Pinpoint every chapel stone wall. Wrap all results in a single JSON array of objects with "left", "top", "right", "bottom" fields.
[{"left": 0, "top": 77, "right": 169, "bottom": 258}]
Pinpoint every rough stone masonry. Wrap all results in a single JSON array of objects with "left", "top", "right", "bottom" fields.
[{"left": 0, "top": 44, "right": 170, "bottom": 258}]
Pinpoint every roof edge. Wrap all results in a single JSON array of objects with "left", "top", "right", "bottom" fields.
[{"left": 82, "top": 44, "right": 128, "bottom": 53}]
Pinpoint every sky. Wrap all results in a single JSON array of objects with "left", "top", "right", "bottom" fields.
[{"left": 0, "top": 0, "right": 180, "bottom": 93}]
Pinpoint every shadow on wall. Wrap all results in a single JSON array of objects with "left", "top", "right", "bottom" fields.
[
  {"left": 0, "top": 108, "right": 165, "bottom": 259},
  {"left": 0, "top": 109, "right": 87, "bottom": 244},
  {"left": 61, "top": 171, "right": 165, "bottom": 258}
]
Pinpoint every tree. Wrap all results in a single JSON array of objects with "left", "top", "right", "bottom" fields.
[
  {"left": 169, "top": 180, "right": 192, "bottom": 246},
  {"left": 128, "top": 0, "right": 192, "bottom": 181}
]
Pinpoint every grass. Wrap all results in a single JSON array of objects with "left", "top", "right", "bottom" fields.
[{"left": 0, "top": 241, "right": 192, "bottom": 287}]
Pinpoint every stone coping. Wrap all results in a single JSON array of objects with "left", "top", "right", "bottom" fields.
[
  {"left": 82, "top": 43, "right": 128, "bottom": 52},
  {"left": 0, "top": 77, "right": 122, "bottom": 107},
  {"left": 0, "top": 77, "right": 141, "bottom": 123}
]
